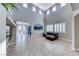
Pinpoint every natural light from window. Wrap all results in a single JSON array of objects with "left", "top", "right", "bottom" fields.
[
  {"left": 47, "top": 23, "right": 66, "bottom": 33},
  {"left": 59, "top": 24, "right": 62, "bottom": 32},
  {"left": 57, "top": 24, "right": 59, "bottom": 32},
  {"left": 62, "top": 23, "right": 66, "bottom": 33},
  {"left": 32, "top": 6, "right": 36, "bottom": 12},
  {"left": 54, "top": 23, "right": 66, "bottom": 33},
  {"left": 16, "top": 21, "right": 30, "bottom": 25},
  {"left": 23, "top": 3, "right": 28, "bottom": 8},
  {"left": 47, "top": 24, "right": 53, "bottom": 32},
  {"left": 52, "top": 6, "right": 56, "bottom": 12},
  {"left": 39, "top": 10, "right": 42, "bottom": 14},
  {"left": 47, "top": 25, "right": 50, "bottom": 32},
  {"left": 46, "top": 10, "right": 50, "bottom": 15},
  {"left": 49, "top": 25, "right": 53, "bottom": 32},
  {"left": 61, "top": 3, "right": 66, "bottom": 7}
]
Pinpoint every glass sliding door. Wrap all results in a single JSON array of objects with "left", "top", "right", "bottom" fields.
[
  {"left": 16, "top": 25, "right": 27, "bottom": 44},
  {"left": 16, "top": 21, "right": 31, "bottom": 45}
]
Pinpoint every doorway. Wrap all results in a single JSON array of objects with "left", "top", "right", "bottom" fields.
[
  {"left": 74, "top": 14, "right": 79, "bottom": 50},
  {"left": 16, "top": 22, "right": 31, "bottom": 45}
]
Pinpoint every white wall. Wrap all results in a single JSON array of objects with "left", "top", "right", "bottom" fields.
[
  {"left": 0, "top": 4, "right": 6, "bottom": 55},
  {"left": 0, "top": 4, "right": 6, "bottom": 43},
  {"left": 13, "top": 3, "right": 44, "bottom": 35},
  {"left": 45, "top": 3, "right": 73, "bottom": 40}
]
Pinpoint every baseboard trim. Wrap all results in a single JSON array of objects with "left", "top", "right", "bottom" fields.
[
  {"left": 75, "top": 49, "right": 79, "bottom": 51},
  {"left": 59, "top": 37, "right": 72, "bottom": 42},
  {"left": 72, "top": 47, "right": 79, "bottom": 51}
]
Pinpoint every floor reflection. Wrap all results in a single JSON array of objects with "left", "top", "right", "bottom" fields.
[
  {"left": 16, "top": 26, "right": 31, "bottom": 47},
  {"left": 7, "top": 36, "right": 79, "bottom": 56}
]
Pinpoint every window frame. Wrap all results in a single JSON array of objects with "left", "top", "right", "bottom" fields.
[{"left": 46, "top": 10, "right": 50, "bottom": 15}]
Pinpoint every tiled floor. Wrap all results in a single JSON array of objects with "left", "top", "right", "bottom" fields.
[{"left": 7, "top": 35, "right": 79, "bottom": 56}]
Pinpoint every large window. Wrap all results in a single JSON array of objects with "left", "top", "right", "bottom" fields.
[
  {"left": 52, "top": 6, "right": 56, "bottom": 12},
  {"left": 57, "top": 24, "right": 60, "bottom": 32},
  {"left": 46, "top": 10, "right": 50, "bottom": 15},
  {"left": 46, "top": 23, "right": 66, "bottom": 33},
  {"left": 32, "top": 6, "right": 36, "bottom": 12},
  {"left": 62, "top": 23, "right": 66, "bottom": 33},
  {"left": 54, "top": 23, "right": 66, "bottom": 33},
  {"left": 47, "top": 25, "right": 49, "bottom": 32},
  {"left": 23, "top": 3, "right": 28, "bottom": 8},
  {"left": 61, "top": 3, "right": 66, "bottom": 7},
  {"left": 49, "top": 24, "right": 53, "bottom": 32},
  {"left": 54, "top": 24, "right": 57, "bottom": 32},
  {"left": 39, "top": 10, "right": 42, "bottom": 14},
  {"left": 47, "top": 24, "right": 53, "bottom": 32},
  {"left": 59, "top": 23, "right": 62, "bottom": 32}
]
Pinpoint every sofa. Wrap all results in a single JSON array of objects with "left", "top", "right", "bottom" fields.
[{"left": 43, "top": 32, "right": 59, "bottom": 41}]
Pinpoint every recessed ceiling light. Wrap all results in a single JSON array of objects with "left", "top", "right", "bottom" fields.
[{"left": 23, "top": 3, "right": 28, "bottom": 8}]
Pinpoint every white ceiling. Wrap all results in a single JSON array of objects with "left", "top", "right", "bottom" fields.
[{"left": 33, "top": 3, "right": 55, "bottom": 10}]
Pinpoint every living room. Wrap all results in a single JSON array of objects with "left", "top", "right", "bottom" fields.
[{"left": 0, "top": 3, "right": 79, "bottom": 56}]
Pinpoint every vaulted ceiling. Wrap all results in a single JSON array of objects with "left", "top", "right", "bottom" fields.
[{"left": 33, "top": 3, "right": 55, "bottom": 10}]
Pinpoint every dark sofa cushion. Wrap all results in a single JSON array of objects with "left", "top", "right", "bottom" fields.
[{"left": 44, "top": 32, "right": 59, "bottom": 41}]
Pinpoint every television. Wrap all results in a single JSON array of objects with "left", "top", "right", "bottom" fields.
[{"left": 34, "top": 24, "right": 43, "bottom": 31}]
